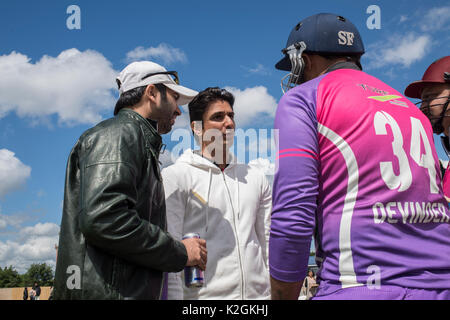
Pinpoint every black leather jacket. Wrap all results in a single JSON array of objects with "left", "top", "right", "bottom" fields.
[{"left": 54, "top": 109, "right": 187, "bottom": 300}]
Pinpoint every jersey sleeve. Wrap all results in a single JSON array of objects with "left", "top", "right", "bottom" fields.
[{"left": 269, "top": 79, "right": 321, "bottom": 282}]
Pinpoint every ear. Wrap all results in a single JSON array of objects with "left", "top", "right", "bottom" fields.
[
  {"left": 302, "top": 53, "right": 312, "bottom": 71},
  {"left": 191, "top": 120, "right": 203, "bottom": 136},
  {"left": 145, "top": 84, "right": 158, "bottom": 103}
]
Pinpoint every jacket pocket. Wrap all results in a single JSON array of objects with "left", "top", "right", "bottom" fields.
[
  {"left": 242, "top": 243, "right": 270, "bottom": 299},
  {"left": 82, "top": 245, "right": 121, "bottom": 299}
]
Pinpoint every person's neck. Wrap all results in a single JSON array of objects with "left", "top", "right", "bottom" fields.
[
  {"left": 130, "top": 100, "right": 155, "bottom": 120},
  {"left": 201, "top": 146, "right": 230, "bottom": 171}
]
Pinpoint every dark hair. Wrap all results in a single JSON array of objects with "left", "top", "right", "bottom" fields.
[
  {"left": 188, "top": 87, "right": 235, "bottom": 123},
  {"left": 114, "top": 83, "right": 167, "bottom": 115}
]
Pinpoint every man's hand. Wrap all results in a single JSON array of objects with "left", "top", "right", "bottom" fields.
[
  {"left": 271, "top": 276, "right": 302, "bottom": 300},
  {"left": 182, "top": 238, "right": 207, "bottom": 270}
]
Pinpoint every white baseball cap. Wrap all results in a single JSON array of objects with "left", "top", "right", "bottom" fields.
[{"left": 116, "top": 61, "right": 198, "bottom": 106}]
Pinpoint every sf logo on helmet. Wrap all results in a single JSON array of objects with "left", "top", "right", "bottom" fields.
[{"left": 338, "top": 31, "right": 354, "bottom": 46}]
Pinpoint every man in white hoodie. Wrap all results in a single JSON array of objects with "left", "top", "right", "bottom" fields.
[{"left": 162, "top": 87, "right": 272, "bottom": 299}]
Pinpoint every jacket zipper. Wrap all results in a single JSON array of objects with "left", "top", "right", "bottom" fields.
[{"left": 221, "top": 171, "right": 245, "bottom": 299}]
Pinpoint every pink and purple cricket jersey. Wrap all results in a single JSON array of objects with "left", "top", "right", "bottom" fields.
[{"left": 269, "top": 66, "right": 450, "bottom": 297}]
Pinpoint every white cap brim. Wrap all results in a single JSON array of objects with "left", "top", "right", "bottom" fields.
[{"left": 164, "top": 83, "right": 198, "bottom": 106}]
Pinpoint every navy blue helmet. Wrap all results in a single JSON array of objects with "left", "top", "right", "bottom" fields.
[{"left": 276, "top": 13, "right": 365, "bottom": 92}]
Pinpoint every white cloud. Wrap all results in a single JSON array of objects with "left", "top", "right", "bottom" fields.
[
  {"left": 421, "top": 6, "right": 450, "bottom": 31},
  {"left": 249, "top": 158, "right": 275, "bottom": 176},
  {"left": 0, "top": 208, "right": 60, "bottom": 273},
  {"left": 249, "top": 158, "right": 275, "bottom": 186},
  {"left": 0, "top": 49, "right": 118, "bottom": 126},
  {"left": 126, "top": 43, "right": 187, "bottom": 65},
  {"left": 0, "top": 222, "right": 59, "bottom": 273},
  {"left": 224, "top": 86, "right": 277, "bottom": 127},
  {"left": 241, "top": 63, "right": 271, "bottom": 76},
  {"left": 22, "top": 222, "right": 59, "bottom": 238},
  {"left": 0, "top": 206, "right": 31, "bottom": 231},
  {"left": 0, "top": 213, "right": 25, "bottom": 231},
  {"left": 0, "top": 149, "right": 31, "bottom": 197},
  {"left": 365, "top": 33, "right": 431, "bottom": 69}
]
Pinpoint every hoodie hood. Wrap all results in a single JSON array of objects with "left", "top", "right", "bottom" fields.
[{"left": 176, "top": 148, "right": 237, "bottom": 171}]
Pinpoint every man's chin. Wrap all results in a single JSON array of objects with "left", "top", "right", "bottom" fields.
[{"left": 158, "top": 122, "right": 172, "bottom": 134}]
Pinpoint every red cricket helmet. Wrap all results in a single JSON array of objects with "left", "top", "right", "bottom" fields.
[{"left": 405, "top": 56, "right": 450, "bottom": 99}]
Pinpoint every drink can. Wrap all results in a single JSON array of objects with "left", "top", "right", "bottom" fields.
[{"left": 182, "top": 232, "right": 204, "bottom": 288}]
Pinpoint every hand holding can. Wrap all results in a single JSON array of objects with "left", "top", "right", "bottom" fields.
[
  {"left": 182, "top": 233, "right": 207, "bottom": 269},
  {"left": 182, "top": 233, "right": 206, "bottom": 288}
]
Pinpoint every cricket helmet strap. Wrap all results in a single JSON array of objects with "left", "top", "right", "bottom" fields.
[{"left": 280, "top": 41, "right": 307, "bottom": 94}]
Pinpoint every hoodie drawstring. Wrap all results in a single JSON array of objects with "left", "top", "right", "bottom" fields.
[
  {"left": 235, "top": 172, "right": 240, "bottom": 220},
  {"left": 205, "top": 167, "right": 212, "bottom": 234}
]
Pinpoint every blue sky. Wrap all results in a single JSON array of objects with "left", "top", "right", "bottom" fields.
[{"left": 0, "top": 0, "right": 449, "bottom": 273}]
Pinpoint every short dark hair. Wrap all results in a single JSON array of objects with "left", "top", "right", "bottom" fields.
[
  {"left": 114, "top": 83, "right": 167, "bottom": 116},
  {"left": 188, "top": 87, "right": 235, "bottom": 123}
]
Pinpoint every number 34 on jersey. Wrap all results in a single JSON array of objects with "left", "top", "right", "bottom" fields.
[
  {"left": 374, "top": 110, "right": 439, "bottom": 194},
  {"left": 372, "top": 111, "right": 449, "bottom": 225}
]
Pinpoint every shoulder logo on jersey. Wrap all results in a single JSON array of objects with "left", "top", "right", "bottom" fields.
[
  {"left": 369, "top": 95, "right": 409, "bottom": 108},
  {"left": 338, "top": 31, "right": 354, "bottom": 46},
  {"left": 368, "top": 95, "right": 402, "bottom": 102},
  {"left": 357, "top": 84, "right": 409, "bottom": 108}
]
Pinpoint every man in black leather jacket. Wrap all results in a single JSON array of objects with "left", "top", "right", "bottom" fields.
[{"left": 53, "top": 61, "right": 207, "bottom": 299}]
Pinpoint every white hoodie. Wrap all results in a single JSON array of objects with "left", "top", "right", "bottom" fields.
[{"left": 162, "top": 149, "right": 271, "bottom": 300}]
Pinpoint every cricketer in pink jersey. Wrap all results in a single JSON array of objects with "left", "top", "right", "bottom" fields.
[{"left": 270, "top": 13, "right": 450, "bottom": 300}]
